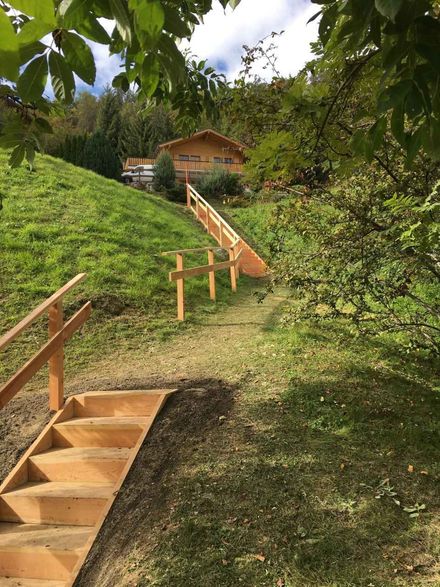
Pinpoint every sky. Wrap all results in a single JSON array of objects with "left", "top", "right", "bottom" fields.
[{"left": 83, "top": 0, "right": 319, "bottom": 94}]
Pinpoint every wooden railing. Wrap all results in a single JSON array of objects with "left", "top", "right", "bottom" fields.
[
  {"left": 186, "top": 183, "right": 241, "bottom": 247},
  {"left": 0, "top": 274, "right": 91, "bottom": 412},
  {"left": 162, "top": 242, "right": 243, "bottom": 321},
  {"left": 124, "top": 158, "right": 243, "bottom": 173}
]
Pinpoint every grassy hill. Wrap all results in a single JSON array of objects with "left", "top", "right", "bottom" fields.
[{"left": 0, "top": 151, "right": 240, "bottom": 379}]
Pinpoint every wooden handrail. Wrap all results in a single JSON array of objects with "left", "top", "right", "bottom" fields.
[
  {"left": 162, "top": 244, "right": 237, "bottom": 256},
  {"left": 163, "top": 245, "right": 243, "bottom": 321},
  {"left": 0, "top": 273, "right": 86, "bottom": 352},
  {"left": 0, "top": 274, "right": 90, "bottom": 411},
  {"left": 187, "top": 184, "right": 241, "bottom": 243},
  {"left": 0, "top": 303, "right": 91, "bottom": 410}
]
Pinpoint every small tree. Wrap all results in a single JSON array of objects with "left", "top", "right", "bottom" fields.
[
  {"left": 82, "top": 130, "right": 120, "bottom": 180},
  {"left": 153, "top": 151, "right": 176, "bottom": 191},
  {"left": 198, "top": 167, "right": 243, "bottom": 198}
]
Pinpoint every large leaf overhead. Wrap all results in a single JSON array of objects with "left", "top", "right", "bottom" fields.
[{"left": 0, "top": 0, "right": 243, "bottom": 167}]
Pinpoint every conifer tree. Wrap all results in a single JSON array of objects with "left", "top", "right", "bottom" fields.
[{"left": 82, "top": 130, "right": 120, "bottom": 180}]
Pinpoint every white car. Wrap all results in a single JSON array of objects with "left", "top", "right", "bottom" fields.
[{"left": 121, "top": 165, "right": 154, "bottom": 184}]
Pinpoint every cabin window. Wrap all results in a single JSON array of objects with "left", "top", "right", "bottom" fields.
[
  {"left": 178, "top": 154, "right": 189, "bottom": 161},
  {"left": 213, "top": 156, "right": 222, "bottom": 163},
  {"left": 224, "top": 157, "right": 233, "bottom": 164},
  {"left": 190, "top": 155, "right": 201, "bottom": 161}
]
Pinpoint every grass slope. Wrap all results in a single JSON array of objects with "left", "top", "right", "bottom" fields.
[{"left": 0, "top": 152, "right": 239, "bottom": 379}]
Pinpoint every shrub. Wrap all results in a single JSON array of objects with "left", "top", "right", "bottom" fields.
[
  {"left": 166, "top": 183, "right": 187, "bottom": 203},
  {"left": 82, "top": 130, "right": 121, "bottom": 179},
  {"left": 197, "top": 167, "right": 243, "bottom": 199},
  {"left": 153, "top": 151, "right": 176, "bottom": 191}
]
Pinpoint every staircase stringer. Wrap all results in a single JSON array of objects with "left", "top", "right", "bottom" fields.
[{"left": 65, "top": 389, "right": 175, "bottom": 587}]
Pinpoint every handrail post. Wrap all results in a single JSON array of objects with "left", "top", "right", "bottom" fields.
[
  {"left": 208, "top": 250, "right": 216, "bottom": 301},
  {"left": 48, "top": 300, "right": 64, "bottom": 411},
  {"left": 176, "top": 253, "right": 185, "bottom": 321},
  {"left": 219, "top": 223, "right": 224, "bottom": 247},
  {"left": 186, "top": 182, "right": 191, "bottom": 208},
  {"left": 229, "top": 248, "right": 237, "bottom": 292},
  {"left": 206, "top": 207, "right": 211, "bottom": 235},
  {"left": 195, "top": 194, "right": 200, "bottom": 219},
  {"left": 235, "top": 242, "right": 240, "bottom": 280}
]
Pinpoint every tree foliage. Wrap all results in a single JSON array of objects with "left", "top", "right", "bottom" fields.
[
  {"left": 153, "top": 149, "right": 175, "bottom": 190},
  {"left": 82, "top": 129, "right": 120, "bottom": 179},
  {"left": 0, "top": 0, "right": 241, "bottom": 167}
]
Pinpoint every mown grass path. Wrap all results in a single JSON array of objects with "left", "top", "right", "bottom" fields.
[{"left": 74, "top": 285, "right": 439, "bottom": 587}]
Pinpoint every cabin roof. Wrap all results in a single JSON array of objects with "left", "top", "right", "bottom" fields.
[{"left": 159, "top": 129, "right": 247, "bottom": 151}]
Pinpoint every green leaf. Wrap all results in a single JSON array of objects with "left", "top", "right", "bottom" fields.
[
  {"left": 17, "top": 54, "right": 48, "bottom": 103},
  {"left": 18, "top": 19, "right": 53, "bottom": 45},
  {"left": 76, "top": 15, "right": 111, "bottom": 44},
  {"left": 375, "top": 0, "right": 403, "bottom": 22},
  {"left": 0, "top": 9, "right": 20, "bottom": 81},
  {"left": 142, "top": 53, "right": 160, "bottom": 97},
  {"left": 9, "top": 0, "right": 56, "bottom": 25},
  {"left": 9, "top": 144, "right": 26, "bottom": 168},
  {"left": 33, "top": 117, "right": 53, "bottom": 133},
  {"left": 163, "top": 4, "right": 191, "bottom": 38},
  {"left": 49, "top": 50, "right": 75, "bottom": 103},
  {"left": 61, "top": 0, "right": 89, "bottom": 28},
  {"left": 391, "top": 104, "right": 406, "bottom": 146},
  {"left": 19, "top": 40, "right": 47, "bottom": 65},
  {"left": 61, "top": 32, "right": 96, "bottom": 84},
  {"left": 109, "top": 0, "right": 132, "bottom": 44},
  {"left": 130, "top": 0, "right": 164, "bottom": 40}
]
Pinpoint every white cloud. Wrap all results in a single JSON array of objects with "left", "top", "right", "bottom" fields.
[{"left": 187, "top": 0, "right": 319, "bottom": 81}]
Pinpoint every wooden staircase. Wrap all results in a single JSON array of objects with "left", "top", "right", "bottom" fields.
[
  {"left": 0, "top": 388, "right": 175, "bottom": 586},
  {"left": 186, "top": 184, "right": 267, "bottom": 278}
]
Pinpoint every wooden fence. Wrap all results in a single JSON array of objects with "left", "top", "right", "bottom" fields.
[
  {"left": 0, "top": 274, "right": 91, "bottom": 412},
  {"left": 162, "top": 243, "right": 243, "bottom": 321}
]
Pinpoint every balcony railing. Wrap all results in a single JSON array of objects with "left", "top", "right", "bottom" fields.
[{"left": 124, "top": 158, "right": 243, "bottom": 173}]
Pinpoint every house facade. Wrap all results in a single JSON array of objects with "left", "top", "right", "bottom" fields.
[{"left": 123, "top": 129, "right": 247, "bottom": 181}]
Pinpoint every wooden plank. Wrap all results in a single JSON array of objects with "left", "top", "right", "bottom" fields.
[
  {"left": 48, "top": 302, "right": 64, "bottom": 412},
  {"left": 229, "top": 249, "right": 237, "bottom": 292},
  {"left": 0, "top": 303, "right": 91, "bottom": 411},
  {"left": 162, "top": 246, "right": 226, "bottom": 255},
  {"left": 169, "top": 259, "right": 234, "bottom": 281},
  {"left": 208, "top": 250, "right": 216, "bottom": 301},
  {"left": 176, "top": 253, "right": 185, "bottom": 321},
  {"left": 0, "top": 274, "right": 86, "bottom": 352}
]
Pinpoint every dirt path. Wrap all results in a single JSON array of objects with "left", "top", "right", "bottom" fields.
[
  {"left": 72, "top": 285, "right": 286, "bottom": 394},
  {"left": 1, "top": 284, "right": 285, "bottom": 484}
]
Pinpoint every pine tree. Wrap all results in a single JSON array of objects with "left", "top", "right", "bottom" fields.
[
  {"left": 96, "top": 86, "right": 123, "bottom": 155},
  {"left": 153, "top": 151, "right": 176, "bottom": 191},
  {"left": 82, "top": 130, "right": 121, "bottom": 179}
]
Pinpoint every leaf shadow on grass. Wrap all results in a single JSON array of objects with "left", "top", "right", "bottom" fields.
[{"left": 76, "top": 324, "right": 439, "bottom": 587}]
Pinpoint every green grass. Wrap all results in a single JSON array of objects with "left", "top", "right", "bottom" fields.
[
  {"left": 0, "top": 151, "right": 243, "bottom": 379},
  {"left": 135, "top": 308, "right": 440, "bottom": 587}
]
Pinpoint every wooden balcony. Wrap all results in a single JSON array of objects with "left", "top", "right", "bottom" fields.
[{"left": 124, "top": 158, "right": 244, "bottom": 174}]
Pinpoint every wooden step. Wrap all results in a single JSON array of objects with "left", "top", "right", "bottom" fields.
[
  {"left": 73, "top": 390, "right": 165, "bottom": 417},
  {"left": 28, "top": 447, "right": 131, "bottom": 482},
  {"left": 0, "top": 388, "right": 174, "bottom": 585},
  {"left": 0, "top": 522, "right": 91, "bottom": 581},
  {"left": 52, "top": 416, "right": 150, "bottom": 448},
  {"left": 0, "top": 579, "right": 65, "bottom": 586},
  {"left": 0, "top": 482, "right": 113, "bottom": 525}
]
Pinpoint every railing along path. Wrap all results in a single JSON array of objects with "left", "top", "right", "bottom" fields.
[
  {"left": 162, "top": 242, "right": 243, "bottom": 321},
  {"left": 0, "top": 274, "right": 91, "bottom": 411}
]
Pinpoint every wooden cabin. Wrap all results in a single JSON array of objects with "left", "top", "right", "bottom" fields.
[{"left": 124, "top": 129, "right": 246, "bottom": 181}]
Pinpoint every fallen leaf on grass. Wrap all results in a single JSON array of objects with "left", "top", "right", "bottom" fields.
[
  {"left": 420, "top": 470, "right": 428, "bottom": 475},
  {"left": 277, "top": 579, "right": 285, "bottom": 587},
  {"left": 408, "top": 464, "right": 414, "bottom": 473},
  {"left": 254, "top": 554, "right": 266, "bottom": 562}
]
